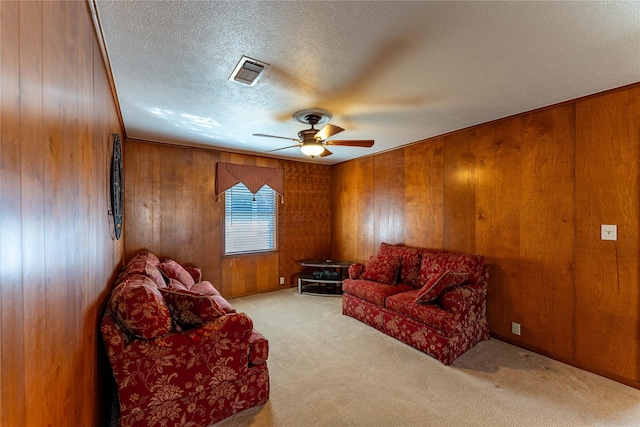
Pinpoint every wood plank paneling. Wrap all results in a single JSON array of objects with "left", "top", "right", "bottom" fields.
[
  {"left": 476, "top": 108, "right": 576, "bottom": 358},
  {"left": 0, "top": 2, "right": 26, "bottom": 425},
  {"left": 443, "top": 129, "right": 477, "bottom": 253},
  {"left": 125, "top": 141, "right": 224, "bottom": 289},
  {"left": 19, "top": 3, "right": 47, "bottom": 425},
  {"left": 220, "top": 253, "right": 279, "bottom": 296},
  {"left": 575, "top": 88, "right": 639, "bottom": 381},
  {"left": 515, "top": 106, "right": 575, "bottom": 357},
  {"left": 404, "top": 138, "right": 444, "bottom": 250},
  {"left": 476, "top": 120, "right": 522, "bottom": 338},
  {"left": 0, "top": 1, "right": 124, "bottom": 426},
  {"left": 374, "top": 151, "right": 406, "bottom": 247},
  {"left": 332, "top": 83, "right": 640, "bottom": 388},
  {"left": 331, "top": 157, "right": 375, "bottom": 262},
  {"left": 124, "top": 141, "right": 332, "bottom": 298},
  {"left": 43, "top": 2, "right": 68, "bottom": 423}
]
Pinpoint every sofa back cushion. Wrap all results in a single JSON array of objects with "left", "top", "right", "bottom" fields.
[
  {"left": 109, "top": 275, "right": 173, "bottom": 339},
  {"left": 160, "top": 288, "right": 225, "bottom": 327},
  {"left": 126, "top": 258, "right": 166, "bottom": 288},
  {"left": 418, "top": 251, "right": 485, "bottom": 287},
  {"left": 118, "top": 251, "right": 166, "bottom": 288},
  {"left": 378, "top": 243, "right": 423, "bottom": 287},
  {"left": 190, "top": 280, "right": 220, "bottom": 296},
  {"left": 361, "top": 255, "right": 401, "bottom": 285},
  {"left": 158, "top": 258, "right": 196, "bottom": 289}
]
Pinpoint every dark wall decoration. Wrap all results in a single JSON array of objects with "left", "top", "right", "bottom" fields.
[{"left": 111, "top": 132, "right": 124, "bottom": 240}]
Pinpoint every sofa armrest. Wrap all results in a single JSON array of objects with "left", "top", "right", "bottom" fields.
[
  {"left": 100, "top": 311, "right": 130, "bottom": 359},
  {"left": 248, "top": 329, "right": 269, "bottom": 365},
  {"left": 110, "top": 312, "right": 255, "bottom": 418},
  {"left": 440, "top": 283, "right": 487, "bottom": 325},
  {"left": 348, "top": 263, "right": 365, "bottom": 279}
]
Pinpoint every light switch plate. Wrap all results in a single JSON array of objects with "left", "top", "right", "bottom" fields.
[{"left": 601, "top": 224, "right": 617, "bottom": 241}]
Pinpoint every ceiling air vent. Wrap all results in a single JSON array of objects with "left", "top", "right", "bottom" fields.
[{"left": 229, "top": 56, "right": 269, "bottom": 86}]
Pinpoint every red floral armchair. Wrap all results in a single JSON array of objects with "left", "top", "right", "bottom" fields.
[{"left": 101, "top": 251, "right": 269, "bottom": 427}]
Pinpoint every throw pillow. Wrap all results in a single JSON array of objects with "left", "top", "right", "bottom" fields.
[
  {"left": 415, "top": 271, "right": 469, "bottom": 303},
  {"left": 378, "top": 243, "right": 423, "bottom": 287},
  {"left": 361, "top": 255, "right": 402, "bottom": 285},
  {"left": 158, "top": 258, "right": 196, "bottom": 289},
  {"left": 160, "top": 288, "right": 224, "bottom": 327},
  {"left": 418, "top": 252, "right": 484, "bottom": 287}
]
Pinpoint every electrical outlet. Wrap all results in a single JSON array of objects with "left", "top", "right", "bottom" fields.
[
  {"left": 279, "top": 276, "right": 285, "bottom": 285},
  {"left": 511, "top": 322, "right": 521, "bottom": 336}
]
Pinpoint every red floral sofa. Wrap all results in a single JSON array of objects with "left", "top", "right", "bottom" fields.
[
  {"left": 342, "top": 243, "right": 489, "bottom": 365},
  {"left": 101, "top": 251, "right": 269, "bottom": 427}
]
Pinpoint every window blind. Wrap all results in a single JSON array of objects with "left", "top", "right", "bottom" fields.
[{"left": 225, "top": 183, "right": 276, "bottom": 255}]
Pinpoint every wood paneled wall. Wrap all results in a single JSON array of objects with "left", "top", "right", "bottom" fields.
[
  {"left": 332, "top": 84, "right": 640, "bottom": 387},
  {"left": 0, "top": 1, "right": 124, "bottom": 426},
  {"left": 124, "top": 140, "right": 332, "bottom": 298}
]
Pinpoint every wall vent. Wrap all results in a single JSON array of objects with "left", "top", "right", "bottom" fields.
[{"left": 229, "top": 56, "right": 269, "bottom": 86}]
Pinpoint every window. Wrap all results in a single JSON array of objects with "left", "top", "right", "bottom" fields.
[{"left": 224, "top": 183, "right": 276, "bottom": 255}]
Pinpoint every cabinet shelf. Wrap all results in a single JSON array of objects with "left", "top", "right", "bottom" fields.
[{"left": 297, "top": 260, "right": 353, "bottom": 296}]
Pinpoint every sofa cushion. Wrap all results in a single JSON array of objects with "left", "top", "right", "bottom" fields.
[
  {"left": 378, "top": 243, "right": 424, "bottom": 287},
  {"left": 184, "top": 266, "right": 202, "bottom": 283},
  {"left": 385, "top": 289, "right": 461, "bottom": 336},
  {"left": 343, "top": 278, "right": 414, "bottom": 307},
  {"left": 158, "top": 258, "right": 196, "bottom": 289},
  {"left": 415, "top": 271, "right": 469, "bottom": 303},
  {"left": 118, "top": 255, "right": 166, "bottom": 289},
  {"left": 110, "top": 275, "right": 173, "bottom": 339},
  {"left": 361, "top": 255, "right": 401, "bottom": 285},
  {"left": 144, "top": 261, "right": 168, "bottom": 288},
  {"left": 418, "top": 252, "right": 485, "bottom": 287},
  {"left": 190, "top": 280, "right": 220, "bottom": 296},
  {"left": 140, "top": 250, "right": 160, "bottom": 266},
  {"left": 160, "top": 288, "right": 225, "bottom": 327}
]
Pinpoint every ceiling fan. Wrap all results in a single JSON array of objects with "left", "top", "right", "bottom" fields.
[{"left": 253, "top": 109, "right": 374, "bottom": 158}]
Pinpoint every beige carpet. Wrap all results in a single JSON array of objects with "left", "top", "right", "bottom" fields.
[{"left": 214, "top": 288, "right": 640, "bottom": 427}]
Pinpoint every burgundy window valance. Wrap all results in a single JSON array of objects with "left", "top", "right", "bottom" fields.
[{"left": 215, "top": 162, "right": 284, "bottom": 202}]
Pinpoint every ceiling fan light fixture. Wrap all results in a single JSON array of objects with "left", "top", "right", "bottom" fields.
[{"left": 300, "top": 143, "right": 324, "bottom": 157}]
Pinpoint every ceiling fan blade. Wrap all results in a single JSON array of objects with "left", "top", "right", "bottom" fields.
[
  {"left": 266, "top": 144, "right": 301, "bottom": 153},
  {"left": 320, "top": 147, "right": 333, "bottom": 157},
  {"left": 326, "top": 139, "right": 374, "bottom": 148},
  {"left": 253, "top": 133, "right": 300, "bottom": 143},
  {"left": 315, "top": 124, "right": 344, "bottom": 141}
]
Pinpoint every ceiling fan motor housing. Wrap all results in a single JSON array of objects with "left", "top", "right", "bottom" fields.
[{"left": 299, "top": 128, "right": 321, "bottom": 143}]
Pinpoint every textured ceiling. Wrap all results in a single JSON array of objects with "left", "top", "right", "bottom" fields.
[{"left": 94, "top": 1, "right": 640, "bottom": 164}]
